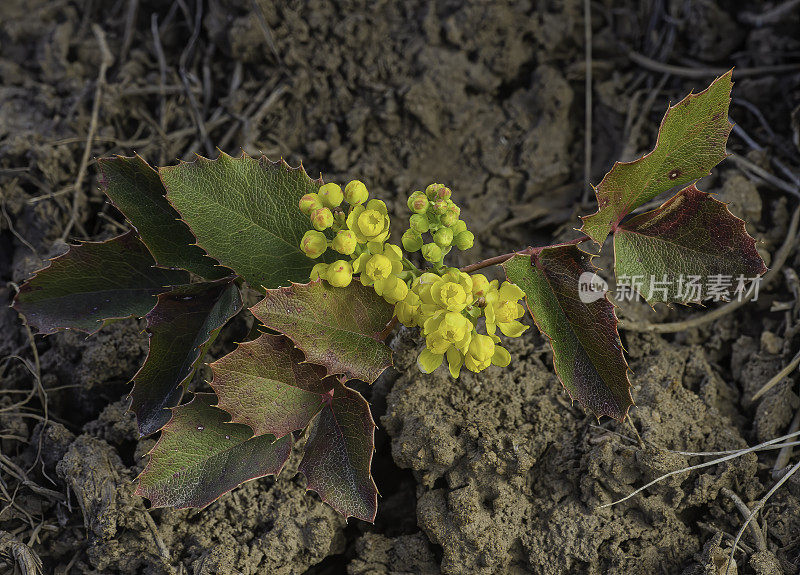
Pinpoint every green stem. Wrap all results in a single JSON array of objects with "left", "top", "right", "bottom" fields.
[{"left": 402, "top": 256, "right": 423, "bottom": 276}]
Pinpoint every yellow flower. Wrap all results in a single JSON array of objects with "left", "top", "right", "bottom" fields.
[
  {"left": 395, "top": 290, "right": 421, "bottom": 327},
  {"left": 379, "top": 275, "right": 409, "bottom": 304},
  {"left": 424, "top": 312, "right": 471, "bottom": 353},
  {"left": 327, "top": 260, "right": 353, "bottom": 287},
  {"left": 357, "top": 243, "right": 403, "bottom": 293},
  {"left": 485, "top": 281, "right": 528, "bottom": 337},
  {"left": 464, "top": 333, "right": 495, "bottom": 372},
  {"left": 346, "top": 199, "right": 390, "bottom": 243},
  {"left": 431, "top": 281, "right": 468, "bottom": 312},
  {"left": 310, "top": 263, "right": 329, "bottom": 281},
  {"left": 471, "top": 274, "right": 494, "bottom": 299}
]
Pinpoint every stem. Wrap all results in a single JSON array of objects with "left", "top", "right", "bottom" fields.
[
  {"left": 402, "top": 256, "right": 422, "bottom": 277},
  {"left": 459, "top": 235, "right": 592, "bottom": 274}
]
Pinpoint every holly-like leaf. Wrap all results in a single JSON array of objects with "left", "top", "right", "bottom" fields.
[
  {"left": 130, "top": 278, "right": 243, "bottom": 437},
  {"left": 250, "top": 281, "right": 393, "bottom": 383},
  {"left": 299, "top": 383, "right": 378, "bottom": 522},
  {"left": 13, "top": 231, "right": 187, "bottom": 335},
  {"left": 613, "top": 185, "right": 767, "bottom": 304},
  {"left": 160, "top": 152, "right": 324, "bottom": 290},
  {"left": 581, "top": 71, "right": 733, "bottom": 245},
  {"left": 136, "top": 393, "right": 292, "bottom": 509},
  {"left": 503, "top": 247, "right": 632, "bottom": 420},
  {"left": 97, "top": 155, "right": 227, "bottom": 279},
  {"left": 210, "top": 333, "right": 335, "bottom": 438}
]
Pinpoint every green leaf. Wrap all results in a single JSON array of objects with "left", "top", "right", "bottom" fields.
[
  {"left": 581, "top": 71, "right": 733, "bottom": 245},
  {"left": 160, "top": 152, "right": 324, "bottom": 289},
  {"left": 613, "top": 185, "right": 767, "bottom": 304},
  {"left": 210, "top": 333, "right": 335, "bottom": 438},
  {"left": 503, "top": 247, "right": 632, "bottom": 420},
  {"left": 299, "top": 383, "right": 378, "bottom": 522},
  {"left": 250, "top": 281, "right": 393, "bottom": 383},
  {"left": 13, "top": 231, "right": 187, "bottom": 335},
  {"left": 131, "top": 278, "right": 243, "bottom": 437},
  {"left": 97, "top": 155, "right": 227, "bottom": 279},
  {"left": 136, "top": 393, "right": 292, "bottom": 509}
]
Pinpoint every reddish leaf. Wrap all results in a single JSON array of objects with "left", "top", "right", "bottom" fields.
[
  {"left": 250, "top": 281, "right": 393, "bottom": 383},
  {"left": 581, "top": 71, "right": 733, "bottom": 245},
  {"left": 130, "top": 278, "right": 243, "bottom": 437},
  {"left": 503, "top": 247, "right": 632, "bottom": 420},
  {"left": 13, "top": 231, "right": 186, "bottom": 335},
  {"left": 613, "top": 185, "right": 767, "bottom": 303},
  {"left": 210, "top": 334, "right": 335, "bottom": 439},
  {"left": 299, "top": 383, "right": 378, "bottom": 522},
  {"left": 136, "top": 393, "right": 292, "bottom": 509}
]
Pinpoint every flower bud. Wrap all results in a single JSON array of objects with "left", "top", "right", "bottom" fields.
[
  {"left": 431, "top": 199, "right": 448, "bottom": 215},
  {"left": 433, "top": 227, "right": 453, "bottom": 248},
  {"left": 435, "top": 185, "right": 452, "bottom": 200},
  {"left": 327, "top": 260, "right": 353, "bottom": 287},
  {"left": 300, "top": 230, "right": 328, "bottom": 258},
  {"left": 311, "top": 207, "right": 334, "bottom": 231},
  {"left": 318, "top": 183, "right": 344, "bottom": 208},
  {"left": 454, "top": 230, "right": 474, "bottom": 250},
  {"left": 425, "top": 183, "right": 446, "bottom": 199},
  {"left": 449, "top": 220, "right": 467, "bottom": 235},
  {"left": 344, "top": 180, "right": 369, "bottom": 205},
  {"left": 441, "top": 205, "right": 461, "bottom": 227},
  {"left": 409, "top": 213, "right": 429, "bottom": 233},
  {"left": 299, "top": 193, "right": 323, "bottom": 215},
  {"left": 407, "top": 192, "right": 429, "bottom": 214},
  {"left": 332, "top": 229, "right": 358, "bottom": 255},
  {"left": 402, "top": 229, "right": 424, "bottom": 252},
  {"left": 421, "top": 243, "right": 442, "bottom": 263},
  {"left": 310, "top": 263, "right": 329, "bottom": 281}
]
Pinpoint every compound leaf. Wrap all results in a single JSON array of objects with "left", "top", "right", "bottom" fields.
[
  {"left": 97, "top": 155, "right": 227, "bottom": 279},
  {"left": 503, "top": 247, "right": 632, "bottom": 420},
  {"left": 13, "top": 231, "right": 187, "bottom": 335},
  {"left": 250, "top": 281, "right": 393, "bottom": 383},
  {"left": 614, "top": 185, "right": 767, "bottom": 304},
  {"left": 299, "top": 383, "right": 378, "bottom": 522},
  {"left": 581, "top": 71, "right": 733, "bottom": 245},
  {"left": 210, "top": 333, "right": 335, "bottom": 439},
  {"left": 131, "top": 278, "right": 243, "bottom": 437},
  {"left": 136, "top": 393, "right": 292, "bottom": 509},
  {"left": 160, "top": 152, "right": 323, "bottom": 290}
]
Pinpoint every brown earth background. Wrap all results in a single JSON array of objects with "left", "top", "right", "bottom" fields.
[{"left": 2, "top": 0, "right": 800, "bottom": 574}]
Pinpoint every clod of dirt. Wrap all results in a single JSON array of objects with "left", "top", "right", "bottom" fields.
[
  {"left": 383, "top": 328, "right": 779, "bottom": 574},
  {"left": 347, "top": 532, "right": 440, "bottom": 575}
]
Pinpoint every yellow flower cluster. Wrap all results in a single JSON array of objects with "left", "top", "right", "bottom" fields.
[
  {"left": 299, "top": 180, "right": 395, "bottom": 289},
  {"left": 396, "top": 269, "right": 528, "bottom": 377},
  {"left": 298, "top": 180, "right": 529, "bottom": 378}
]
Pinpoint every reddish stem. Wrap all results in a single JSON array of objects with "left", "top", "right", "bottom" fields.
[{"left": 459, "top": 235, "right": 592, "bottom": 273}]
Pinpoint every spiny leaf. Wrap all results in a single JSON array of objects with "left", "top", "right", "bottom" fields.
[
  {"left": 210, "top": 333, "right": 335, "bottom": 439},
  {"left": 613, "top": 184, "right": 767, "bottom": 304},
  {"left": 503, "top": 247, "right": 632, "bottom": 420},
  {"left": 250, "top": 281, "right": 393, "bottom": 383},
  {"left": 97, "top": 155, "right": 227, "bottom": 279},
  {"left": 13, "top": 231, "right": 187, "bottom": 335},
  {"left": 581, "top": 70, "right": 733, "bottom": 245},
  {"left": 130, "top": 278, "right": 243, "bottom": 437},
  {"left": 160, "top": 152, "right": 325, "bottom": 290},
  {"left": 136, "top": 393, "right": 292, "bottom": 509},
  {"left": 299, "top": 383, "right": 378, "bottom": 522}
]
